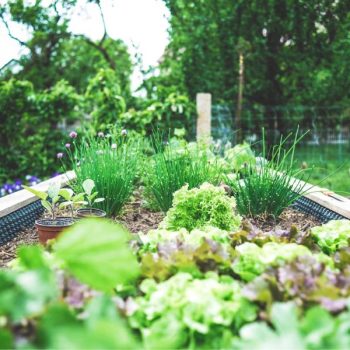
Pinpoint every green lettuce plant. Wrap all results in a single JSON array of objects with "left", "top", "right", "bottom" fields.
[
  {"left": 161, "top": 182, "right": 241, "bottom": 231},
  {"left": 311, "top": 219, "right": 350, "bottom": 254},
  {"left": 128, "top": 272, "right": 257, "bottom": 349},
  {"left": 235, "top": 302, "right": 350, "bottom": 350},
  {"left": 138, "top": 226, "right": 231, "bottom": 252},
  {"left": 0, "top": 219, "right": 140, "bottom": 348},
  {"left": 232, "top": 242, "right": 315, "bottom": 281},
  {"left": 224, "top": 142, "right": 256, "bottom": 173}
]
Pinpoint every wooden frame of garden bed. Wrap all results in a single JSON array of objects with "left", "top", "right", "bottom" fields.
[{"left": 0, "top": 169, "right": 349, "bottom": 245}]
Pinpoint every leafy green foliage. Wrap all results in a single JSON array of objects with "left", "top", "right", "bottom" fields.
[
  {"left": 228, "top": 131, "right": 311, "bottom": 218},
  {"left": 85, "top": 68, "right": 126, "bottom": 130},
  {"left": 0, "top": 220, "right": 141, "bottom": 349},
  {"left": 0, "top": 246, "right": 58, "bottom": 323},
  {"left": 235, "top": 302, "right": 350, "bottom": 350},
  {"left": 0, "top": 79, "right": 80, "bottom": 182},
  {"left": 54, "top": 219, "right": 140, "bottom": 293},
  {"left": 128, "top": 272, "right": 257, "bottom": 349},
  {"left": 232, "top": 242, "right": 316, "bottom": 281},
  {"left": 120, "top": 93, "right": 195, "bottom": 136},
  {"left": 224, "top": 142, "right": 256, "bottom": 173},
  {"left": 147, "top": 136, "right": 223, "bottom": 212},
  {"left": 162, "top": 183, "right": 241, "bottom": 231},
  {"left": 243, "top": 255, "right": 349, "bottom": 312},
  {"left": 161, "top": 0, "right": 350, "bottom": 108},
  {"left": 23, "top": 181, "right": 65, "bottom": 219},
  {"left": 66, "top": 132, "right": 139, "bottom": 215},
  {"left": 311, "top": 219, "right": 350, "bottom": 254}
]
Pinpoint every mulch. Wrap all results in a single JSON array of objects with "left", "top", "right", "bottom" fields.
[{"left": 0, "top": 198, "right": 321, "bottom": 268}]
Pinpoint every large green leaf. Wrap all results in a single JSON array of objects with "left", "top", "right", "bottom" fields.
[
  {"left": 54, "top": 219, "right": 140, "bottom": 293},
  {"left": 47, "top": 182, "right": 61, "bottom": 199},
  {"left": 22, "top": 185, "right": 48, "bottom": 200},
  {"left": 82, "top": 179, "right": 95, "bottom": 196}
]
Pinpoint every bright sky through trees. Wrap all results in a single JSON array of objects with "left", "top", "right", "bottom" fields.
[{"left": 0, "top": 0, "right": 170, "bottom": 90}]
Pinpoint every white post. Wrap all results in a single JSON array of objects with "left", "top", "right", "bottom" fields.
[{"left": 196, "top": 93, "right": 212, "bottom": 140}]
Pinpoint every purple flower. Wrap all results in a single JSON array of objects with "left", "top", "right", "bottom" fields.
[
  {"left": 57, "top": 152, "right": 64, "bottom": 159},
  {"left": 98, "top": 131, "right": 104, "bottom": 137},
  {"left": 69, "top": 131, "right": 78, "bottom": 139},
  {"left": 121, "top": 129, "right": 127, "bottom": 136},
  {"left": 65, "top": 143, "right": 71, "bottom": 148}
]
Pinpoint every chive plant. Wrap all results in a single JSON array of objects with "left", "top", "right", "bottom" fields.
[
  {"left": 146, "top": 133, "right": 223, "bottom": 212},
  {"left": 228, "top": 129, "right": 312, "bottom": 218},
  {"left": 66, "top": 133, "right": 139, "bottom": 216}
]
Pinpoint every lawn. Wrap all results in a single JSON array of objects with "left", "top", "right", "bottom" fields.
[{"left": 294, "top": 144, "right": 350, "bottom": 195}]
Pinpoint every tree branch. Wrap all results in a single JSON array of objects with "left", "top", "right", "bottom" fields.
[
  {"left": 0, "top": 15, "right": 28, "bottom": 47},
  {"left": 97, "top": 1, "right": 108, "bottom": 45}
]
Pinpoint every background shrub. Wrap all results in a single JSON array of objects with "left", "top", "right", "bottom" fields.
[{"left": 0, "top": 79, "right": 80, "bottom": 183}]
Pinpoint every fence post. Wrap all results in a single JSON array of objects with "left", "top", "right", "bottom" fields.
[{"left": 196, "top": 93, "right": 212, "bottom": 139}]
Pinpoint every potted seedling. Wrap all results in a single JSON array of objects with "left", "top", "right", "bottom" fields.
[
  {"left": 58, "top": 188, "right": 86, "bottom": 220},
  {"left": 76, "top": 179, "right": 106, "bottom": 218},
  {"left": 23, "top": 182, "right": 74, "bottom": 245}
]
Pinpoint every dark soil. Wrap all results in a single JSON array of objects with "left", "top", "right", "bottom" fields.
[
  {"left": 248, "top": 208, "right": 322, "bottom": 232},
  {"left": 0, "top": 199, "right": 321, "bottom": 268}
]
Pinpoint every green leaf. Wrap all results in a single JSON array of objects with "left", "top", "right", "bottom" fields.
[
  {"left": 22, "top": 185, "right": 48, "bottom": 200},
  {"left": 94, "top": 198, "right": 105, "bottom": 203},
  {"left": 59, "top": 188, "right": 74, "bottom": 200},
  {"left": 0, "top": 328, "right": 13, "bottom": 349},
  {"left": 73, "top": 193, "right": 85, "bottom": 202},
  {"left": 47, "top": 182, "right": 61, "bottom": 199},
  {"left": 54, "top": 219, "right": 140, "bottom": 293},
  {"left": 59, "top": 201, "right": 73, "bottom": 209},
  {"left": 41, "top": 200, "right": 53, "bottom": 214},
  {"left": 82, "top": 179, "right": 95, "bottom": 196}
]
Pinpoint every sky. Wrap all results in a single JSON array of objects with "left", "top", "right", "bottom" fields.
[{"left": 0, "top": 0, "right": 170, "bottom": 91}]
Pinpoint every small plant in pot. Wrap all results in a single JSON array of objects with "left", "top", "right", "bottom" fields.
[
  {"left": 23, "top": 182, "right": 75, "bottom": 245},
  {"left": 76, "top": 179, "right": 106, "bottom": 218},
  {"left": 58, "top": 188, "right": 86, "bottom": 221}
]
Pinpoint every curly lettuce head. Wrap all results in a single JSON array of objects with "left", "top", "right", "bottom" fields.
[
  {"left": 232, "top": 242, "right": 314, "bottom": 282},
  {"left": 162, "top": 182, "right": 241, "bottom": 232},
  {"left": 311, "top": 219, "right": 350, "bottom": 254},
  {"left": 128, "top": 272, "right": 257, "bottom": 348}
]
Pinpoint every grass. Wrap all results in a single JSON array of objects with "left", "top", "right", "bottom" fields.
[
  {"left": 66, "top": 133, "right": 140, "bottom": 216},
  {"left": 293, "top": 144, "right": 350, "bottom": 196}
]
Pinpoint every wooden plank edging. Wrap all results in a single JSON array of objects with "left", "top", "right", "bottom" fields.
[{"left": 0, "top": 171, "right": 76, "bottom": 218}]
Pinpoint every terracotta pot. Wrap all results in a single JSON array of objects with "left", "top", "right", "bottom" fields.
[
  {"left": 76, "top": 208, "right": 107, "bottom": 218},
  {"left": 35, "top": 217, "right": 74, "bottom": 245}
]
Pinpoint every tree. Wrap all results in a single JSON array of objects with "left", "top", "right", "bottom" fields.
[
  {"left": 160, "top": 0, "right": 350, "bottom": 109},
  {"left": 0, "top": 0, "right": 133, "bottom": 102}
]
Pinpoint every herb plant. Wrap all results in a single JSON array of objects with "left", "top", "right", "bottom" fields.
[
  {"left": 65, "top": 132, "right": 139, "bottom": 216},
  {"left": 146, "top": 133, "right": 222, "bottom": 212},
  {"left": 228, "top": 130, "right": 311, "bottom": 218}
]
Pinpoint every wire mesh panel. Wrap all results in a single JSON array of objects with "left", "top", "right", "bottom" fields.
[{"left": 0, "top": 200, "right": 43, "bottom": 245}]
